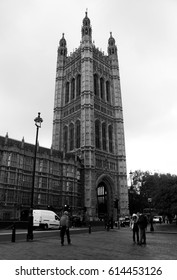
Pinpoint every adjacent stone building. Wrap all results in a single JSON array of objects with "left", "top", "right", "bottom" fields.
[
  {"left": 0, "top": 12, "right": 128, "bottom": 221},
  {"left": 0, "top": 134, "right": 83, "bottom": 220}
]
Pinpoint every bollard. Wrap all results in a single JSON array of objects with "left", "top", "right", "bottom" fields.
[
  {"left": 88, "top": 223, "right": 91, "bottom": 234},
  {"left": 11, "top": 223, "right": 16, "bottom": 242}
]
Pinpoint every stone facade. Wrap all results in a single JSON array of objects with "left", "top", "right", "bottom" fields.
[
  {"left": 52, "top": 12, "right": 129, "bottom": 220},
  {"left": 0, "top": 134, "right": 83, "bottom": 220}
]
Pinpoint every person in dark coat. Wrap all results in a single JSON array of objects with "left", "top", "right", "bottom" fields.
[
  {"left": 60, "top": 211, "right": 71, "bottom": 246},
  {"left": 137, "top": 213, "right": 148, "bottom": 245}
]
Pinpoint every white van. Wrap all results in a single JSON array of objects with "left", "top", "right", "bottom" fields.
[{"left": 33, "top": 209, "right": 60, "bottom": 229}]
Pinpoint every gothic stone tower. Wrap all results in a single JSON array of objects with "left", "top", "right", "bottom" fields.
[{"left": 52, "top": 12, "right": 128, "bottom": 220}]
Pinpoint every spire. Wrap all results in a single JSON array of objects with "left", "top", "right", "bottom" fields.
[
  {"left": 58, "top": 33, "right": 67, "bottom": 56},
  {"left": 5, "top": 132, "right": 8, "bottom": 145},
  {"left": 108, "top": 32, "right": 117, "bottom": 56},
  {"left": 81, "top": 10, "right": 92, "bottom": 42},
  {"left": 21, "top": 136, "right": 25, "bottom": 149}
]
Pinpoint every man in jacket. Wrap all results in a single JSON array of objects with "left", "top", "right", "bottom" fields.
[
  {"left": 137, "top": 213, "right": 148, "bottom": 245},
  {"left": 60, "top": 211, "right": 71, "bottom": 246}
]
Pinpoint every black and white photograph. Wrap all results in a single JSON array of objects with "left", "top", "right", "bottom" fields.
[{"left": 0, "top": 0, "right": 177, "bottom": 276}]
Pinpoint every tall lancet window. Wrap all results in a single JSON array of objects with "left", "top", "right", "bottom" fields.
[
  {"left": 102, "top": 122, "right": 107, "bottom": 151},
  {"left": 71, "top": 78, "right": 75, "bottom": 100},
  {"left": 94, "top": 74, "right": 99, "bottom": 96},
  {"left": 63, "top": 126, "right": 68, "bottom": 152},
  {"left": 76, "top": 120, "right": 81, "bottom": 148},
  {"left": 108, "top": 125, "right": 113, "bottom": 153},
  {"left": 106, "top": 81, "right": 110, "bottom": 102},
  {"left": 100, "top": 77, "right": 104, "bottom": 100},
  {"left": 95, "top": 120, "right": 100, "bottom": 149},
  {"left": 65, "top": 82, "right": 69, "bottom": 104},
  {"left": 69, "top": 123, "right": 74, "bottom": 151},
  {"left": 76, "top": 74, "right": 81, "bottom": 96}
]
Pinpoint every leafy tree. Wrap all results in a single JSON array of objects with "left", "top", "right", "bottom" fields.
[{"left": 129, "top": 171, "right": 177, "bottom": 217}]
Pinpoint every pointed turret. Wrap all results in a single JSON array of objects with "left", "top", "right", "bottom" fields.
[
  {"left": 58, "top": 33, "right": 67, "bottom": 57},
  {"left": 21, "top": 137, "right": 25, "bottom": 149},
  {"left": 81, "top": 11, "right": 92, "bottom": 42},
  {"left": 108, "top": 32, "right": 117, "bottom": 56},
  {"left": 5, "top": 132, "right": 8, "bottom": 145}
]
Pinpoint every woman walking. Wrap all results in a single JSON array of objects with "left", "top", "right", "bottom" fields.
[{"left": 131, "top": 214, "right": 139, "bottom": 244}]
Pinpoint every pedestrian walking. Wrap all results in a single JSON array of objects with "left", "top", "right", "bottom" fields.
[
  {"left": 60, "top": 211, "right": 71, "bottom": 246},
  {"left": 149, "top": 214, "right": 154, "bottom": 231},
  {"left": 130, "top": 214, "right": 139, "bottom": 244},
  {"left": 137, "top": 213, "right": 148, "bottom": 245}
]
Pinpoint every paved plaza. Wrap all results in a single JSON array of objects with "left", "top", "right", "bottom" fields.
[{"left": 0, "top": 224, "right": 177, "bottom": 260}]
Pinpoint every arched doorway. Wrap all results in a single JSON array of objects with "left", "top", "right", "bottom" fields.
[
  {"left": 96, "top": 175, "right": 114, "bottom": 220},
  {"left": 97, "top": 182, "right": 108, "bottom": 219}
]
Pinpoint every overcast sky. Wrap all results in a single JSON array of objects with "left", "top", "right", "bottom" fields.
[{"left": 0, "top": 0, "right": 177, "bottom": 177}]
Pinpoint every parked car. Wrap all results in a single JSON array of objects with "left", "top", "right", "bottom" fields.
[
  {"left": 119, "top": 217, "right": 126, "bottom": 227},
  {"left": 153, "top": 215, "right": 163, "bottom": 223},
  {"left": 119, "top": 216, "right": 130, "bottom": 227},
  {"left": 124, "top": 216, "right": 130, "bottom": 226}
]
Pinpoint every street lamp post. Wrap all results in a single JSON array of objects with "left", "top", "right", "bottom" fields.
[
  {"left": 129, "top": 171, "right": 133, "bottom": 189},
  {"left": 129, "top": 171, "right": 134, "bottom": 214},
  {"left": 148, "top": 197, "right": 154, "bottom": 231},
  {"left": 27, "top": 112, "right": 43, "bottom": 241},
  {"left": 115, "top": 198, "right": 119, "bottom": 229}
]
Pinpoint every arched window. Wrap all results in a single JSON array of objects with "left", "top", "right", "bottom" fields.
[
  {"left": 106, "top": 81, "right": 110, "bottom": 102},
  {"left": 95, "top": 120, "right": 100, "bottom": 149},
  {"left": 102, "top": 122, "right": 107, "bottom": 151},
  {"left": 100, "top": 77, "right": 104, "bottom": 99},
  {"left": 97, "top": 183, "right": 107, "bottom": 218},
  {"left": 75, "top": 120, "right": 81, "bottom": 148},
  {"left": 69, "top": 123, "right": 74, "bottom": 151},
  {"left": 108, "top": 125, "right": 113, "bottom": 153},
  {"left": 63, "top": 126, "right": 68, "bottom": 152},
  {"left": 94, "top": 74, "right": 99, "bottom": 96},
  {"left": 65, "top": 82, "right": 69, "bottom": 104},
  {"left": 76, "top": 74, "right": 81, "bottom": 96},
  {"left": 71, "top": 78, "right": 75, "bottom": 100}
]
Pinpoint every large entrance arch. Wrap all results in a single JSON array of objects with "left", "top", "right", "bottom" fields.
[
  {"left": 96, "top": 175, "right": 114, "bottom": 219},
  {"left": 97, "top": 182, "right": 108, "bottom": 218}
]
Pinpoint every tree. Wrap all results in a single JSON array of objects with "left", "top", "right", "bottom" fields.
[
  {"left": 129, "top": 171, "right": 177, "bottom": 217},
  {"left": 128, "top": 170, "right": 148, "bottom": 214},
  {"left": 128, "top": 188, "right": 145, "bottom": 215}
]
